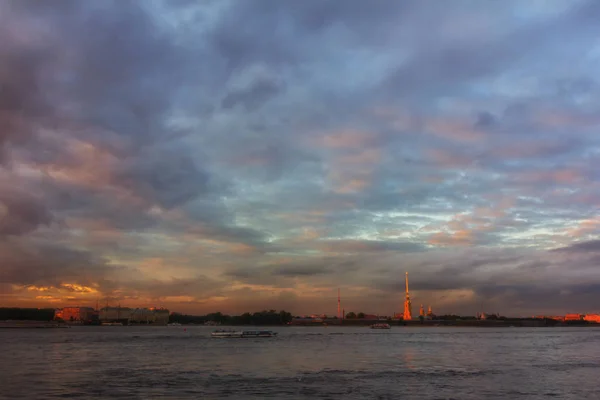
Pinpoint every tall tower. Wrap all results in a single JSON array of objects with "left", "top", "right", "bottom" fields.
[
  {"left": 403, "top": 272, "right": 412, "bottom": 320},
  {"left": 337, "top": 288, "right": 341, "bottom": 319},
  {"left": 419, "top": 304, "right": 425, "bottom": 317}
]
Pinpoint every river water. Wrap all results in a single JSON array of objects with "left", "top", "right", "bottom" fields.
[{"left": 1, "top": 325, "right": 599, "bottom": 399}]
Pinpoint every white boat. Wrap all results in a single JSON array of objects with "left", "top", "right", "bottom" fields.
[
  {"left": 370, "top": 323, "right": 391, "bottom": 329},
  {"left": 211, "top": 329, "right": 278, "bottom": 338}
]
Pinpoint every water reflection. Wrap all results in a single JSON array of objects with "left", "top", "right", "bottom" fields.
[
  {"left": 1, "top": 326, "right": 599, "bottom": 399},
  {"left": 402, "top": 346, "right": 417, "bottom": 370}
]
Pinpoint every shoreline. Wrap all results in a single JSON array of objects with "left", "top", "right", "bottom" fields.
[{"left": 2, "top": 320, "right": 599, "bottom": 329}]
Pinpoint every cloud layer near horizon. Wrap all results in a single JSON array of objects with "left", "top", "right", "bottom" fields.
[{"left": 1, "top": 0, "right": 600, "bottom": 316}]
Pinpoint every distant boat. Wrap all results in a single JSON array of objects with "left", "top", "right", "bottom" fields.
[
  {"left": 211, "top": 329, "right": 278, "bottom": 338},
  {"left": 370, "top": 323, "right": 391, "bottom": 329},
  {"left": 101, "top": 322, "right": 123, "bottom": 326},
  {"left": 167, "top": 322, "right": 182, "bottom": 326}
]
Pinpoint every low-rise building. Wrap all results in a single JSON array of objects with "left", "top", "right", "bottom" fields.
[
  {"left": 564, "top": 314, "right": 583, "bottom": 321},
  {"left": 100, "top": 306, "right": 132, "bottom": 322},
  {"left": 130, "top": 308, "right": 156, "bottom": 323},
  {"left": 584, "top": 314, "right": 600, "bottom": 323},
  {"left": 55, "top": 307, "right": 97, "bottom": 323},
  {"left": 152, "top": 308, "right": 170, "bottom": 325},
  {"left": 105, "top": 307, "right": 170, "bottom": 325}
]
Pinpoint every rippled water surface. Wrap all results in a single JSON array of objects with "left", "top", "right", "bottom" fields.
[{"left": 1, "top": 326, "right": 599, "bottom": 399}]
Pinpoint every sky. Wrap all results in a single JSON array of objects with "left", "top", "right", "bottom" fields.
[{"left": 1, "top": 0, "right": 600, "bottom": 317}]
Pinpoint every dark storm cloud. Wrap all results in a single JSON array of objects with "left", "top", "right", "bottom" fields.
[
  {"left": 121, "top": 276, "right": 227, "bottom": 300},
  {"left": 1, "top": 1, "right": 182, "bottom": 153},
  {"left": 208, "top": 0, "right": 408, "bottom": 71},
  {"left": 113, "top": 150, "right": 211, "bottom": 210},
  {"left": 0, "top": 0, "right": 278, "bottom": 293},
  {"left": 552, "top": 240, "right": 600, "bottom": 253},
  {"left": 0, "top": 10, "right": 56, "bottom": 163},
  {"left": 0, "top": 239, "right": 115, "bottom": 288},
  {"left": 274, "top": 264, "right": 331, "bottom": 277},
  {"left": 470, "top": 282, "right": 600, "bottom": 315},
  {"left": 319, "top": 240, "right": 426, "bottom": 253},
  {"left": 224, "top": 258, "right": 360, "bottom": 284},
  {"left": 221, "top": 75, "right": 284, "bottom": 111},
  {"left": 0, "top": 190, "right": 53, "bottom": 236},
  {"left": 385, "top": 1, "right": 600, "bottom": 100},
  {"left": 0, "top": 0, "right": 276, "bottom": 235},
  {"left": 371, "top": 251, "right": 527, "bottom": 293},
  {"left": 221, "top": 139, "right": 322, "bottom": 183}
]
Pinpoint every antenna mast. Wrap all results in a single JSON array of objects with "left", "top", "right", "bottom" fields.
[{"left": 337, "top": 288, "right": 341, "bottom": 319}]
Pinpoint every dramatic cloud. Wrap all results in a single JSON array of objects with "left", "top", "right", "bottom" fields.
[{"left": 1, "top": 0, "right": 599, "bottom": 316}]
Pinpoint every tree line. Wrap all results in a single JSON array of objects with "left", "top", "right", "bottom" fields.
[
  {"left": 169, "top": 309, "right": 293, "bottom": 325},
  {"left": 0, "top": 308, "right": 56, "bottom": 321},
  {"left": 345, "top": 312, "right": 368, "bottom": 319}
]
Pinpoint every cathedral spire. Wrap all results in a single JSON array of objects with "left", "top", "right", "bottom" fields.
[{"left": 403, "top": 272, "right": 412, "bottom": 320}]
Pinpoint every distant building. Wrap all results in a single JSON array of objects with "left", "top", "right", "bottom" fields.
[
  {"left": 100, "top": 306, "right": 132, "bottom": 322},
  {"left": 564, "top": 314, "right": 583, "bottom": 321},
  {"left": 584, "top": 314, "right": 600, "bottom": 323},
  {"left": 55, "top": 307, "right": 97, "bottom": 323},
  {"left": 151, "top": 308, "right": 169, "bottom": 325},
  {"left": 101, "top": 307, "right": 170, "bottom": 325},
  {"left": 130, "top": 308, "right": 156, "bottom": 323}
]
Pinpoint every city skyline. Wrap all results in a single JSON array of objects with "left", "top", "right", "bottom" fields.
[{"left": 1, "top": 1, "right": 600, "bottom": 317}]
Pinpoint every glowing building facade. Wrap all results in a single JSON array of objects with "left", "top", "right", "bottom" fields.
[{"left": 55, "top": 307, "right": 97, "bottom": 323}]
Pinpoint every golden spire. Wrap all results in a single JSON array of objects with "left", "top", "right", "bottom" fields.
[{"left": 403, "top": 272, "right": 412, "bottom": 320}]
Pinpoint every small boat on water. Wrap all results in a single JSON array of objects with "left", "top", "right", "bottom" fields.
[
  {"left": 370, "top": 323, "right": 391, "bottom": 329},
  {"left": 211, "top": 329, "right": 278, "bottom": 338}
]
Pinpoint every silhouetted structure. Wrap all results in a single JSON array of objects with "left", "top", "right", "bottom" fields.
[{"left": 337, "top": 288, "right": 341, "bottom": 319}]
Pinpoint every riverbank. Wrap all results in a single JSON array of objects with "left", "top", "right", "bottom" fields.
[
  {"left": 0, "top": 320, "right": 70, "bottom": 329},
  {"left": 290, "top": 319, "right": 600, "bottom": 328}
]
